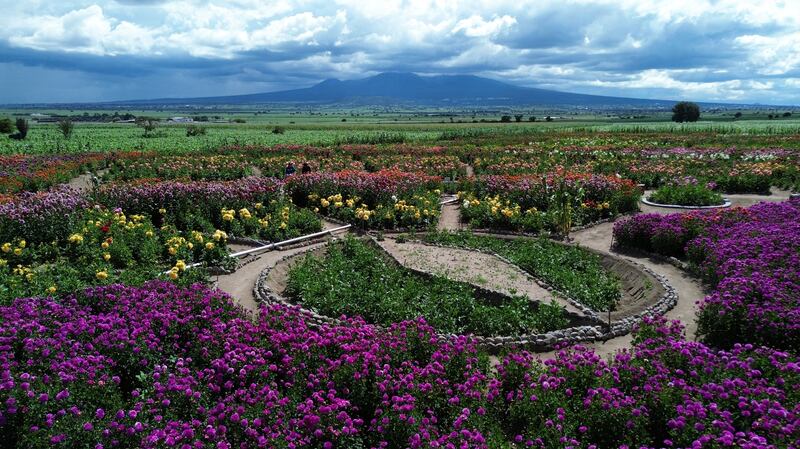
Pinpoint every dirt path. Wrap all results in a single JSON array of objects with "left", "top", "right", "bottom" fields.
[
  {"left": 438, "top": 198, "right": 462, "bottom": 231},
  {"left": 66, "top": 168, "right": 109, "bottom": 192},
  {"left": 217, "top": 219, "right": 349, "bottom": 313},
  {"left": 215, "top": 242, "right": 332, "bottom": 313},
  {"left": 376, "top": 238, "right": 585, "bottom": 316},
  {"left": 535, "top": 221, "right": 706, "bottom": 360}
]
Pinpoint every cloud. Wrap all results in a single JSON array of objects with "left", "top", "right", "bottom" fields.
[{"left": 1, "top": 0, "right": 800, "bottom": 104}]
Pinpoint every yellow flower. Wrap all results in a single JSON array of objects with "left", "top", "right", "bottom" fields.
[
  {"left": 0, "top": 259, "right": 6, "bottom": 267},
  {"left": 187, "top": 242, "right": 193, "bottom": 250},
  {"left": 320, "top": 199, "right": 330, "bottom": 207},
  {"left": 159, "top": 208, "right": 167, "bottom": 214},
  {"left": 255, "top": 202, "right": 263, "bottom": 210},
  {"left": 205, "top": 242, "right": 215, "bottom": 250},
  {"left": 25, "top": 272, "right": 34, "bottom": 282},
  {"left": 175, "top": 260, "right": 186, "bottom": 271},
  {"left": 47, "top": 285, "right": 57, "bottom": 294},
  {"left": 13, "top": 248, "right": 22, "bottom": 256},
  {"left": 169, "top": 268, "right": 179, "bottom": 280},
  {"left": 238, "top": 208, "right": 252, "bottom": 219},
  {"left": 96, "top": 270, "right": 108, "bottom": 280},
  {"left": 145, "top": 230, "right": 154, "bottom": 238},
  {"left": 101, "top": 242, "right": 109, "bottom": 249},
  {"left": 103, "top": 253, "right": 111, "bottom": 261},
  {"left": 168, "top": 246, "right": 177, "bottom": 255},
  {"left": 18, "top": 240, "right": 26, "bottom": 248},
  {"left": 280, "top": 222, "right": 287, "bottom": 229},
  {"left": 213, "top": 230, "right": 227, "bottom": 241},
  {"left": 1, "top": 243, "right": 10, "bottom": 253}
]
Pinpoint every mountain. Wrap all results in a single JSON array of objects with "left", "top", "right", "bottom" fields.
[{"left": 116, "top": 72, "right": 678, "bottom": 108}]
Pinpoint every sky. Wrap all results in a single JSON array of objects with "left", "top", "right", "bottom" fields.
[{"left": 1, "top": 0, "right": 800, "bottom": 104}]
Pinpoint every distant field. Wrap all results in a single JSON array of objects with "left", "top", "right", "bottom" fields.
[{"left": 2, "top": 108, "right": 800, "bottom": 154}]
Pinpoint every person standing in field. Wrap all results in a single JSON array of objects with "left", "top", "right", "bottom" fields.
[
  {"left": 284, "top": 161, "right": 296, "bottom": 177},
  {"left": 301, "top": 162, "right": 312, "bottom": 174}
]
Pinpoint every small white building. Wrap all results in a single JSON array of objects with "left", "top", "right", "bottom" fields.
[{"left": 168, "top": 116, "right": 194, "bottom": 123}]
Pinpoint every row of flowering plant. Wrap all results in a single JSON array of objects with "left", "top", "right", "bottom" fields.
[
  {"left": 102, "top": 154, "right": 254, "bottom": 182},
  {"left": 0, "top": 153, "right": 110, "bottom": 193},
  {"left": 457, "top": 173, "right": 640, "bottom": 232},
  {"left": 286, "top": 170, "right": 442, "bottom": 229},
  {"left": 0, "top": 282, "right": 796, "bottom": 448}
]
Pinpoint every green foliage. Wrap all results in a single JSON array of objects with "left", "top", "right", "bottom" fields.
[
  {"left": 185, "top": 124, "right": 206, "bottom": 136},
  {"left": 671, "top": 101, "right": 701, "bottom": 123},
  {"left": 135, "top": 116, "right": 158, "bottom": 137},
  {"left": 0, "top": 117, "right": 13, "bottom": 134},
  {"left": 58, "top": 119, "right": 74, "bottom": 139},
  {"left": 423, "top": 232, "right": 621, "bottom": 312},
  {"left": 285, "top": 236, "right": 568, "bottom": 335},
  {"left": 649, "top": 184, "right": 724, "bottom": 206}
]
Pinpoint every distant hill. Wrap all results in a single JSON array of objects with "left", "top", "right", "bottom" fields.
[{"left": 115, "top": 72, "right": 682, "bottom": 108}]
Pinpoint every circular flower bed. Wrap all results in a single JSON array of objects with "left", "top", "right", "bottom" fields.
[{"left": 644, "top": 177, "right": 730, "bottom": 208}]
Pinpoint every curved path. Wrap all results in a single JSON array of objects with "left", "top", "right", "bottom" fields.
[{"left": 216, "top": 220, "right": 349, "bottom": 313}]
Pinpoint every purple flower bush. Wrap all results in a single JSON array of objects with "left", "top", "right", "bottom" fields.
[
  {"left": 0, "top": 186, "right": 88, "bottom": 244},
  {"left": 1, "top": 282, "right": 797, "bottom": 448},
  {"left": 614, "top": 198, "right": 800, "bottom": 350}
]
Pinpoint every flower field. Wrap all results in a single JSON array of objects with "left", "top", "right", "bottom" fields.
[
  {"left": 614, "top": 198, "right": 800, "bottom": 351},
  {"left": 0, "top": 135, "right": 798, "bottom": 448}
]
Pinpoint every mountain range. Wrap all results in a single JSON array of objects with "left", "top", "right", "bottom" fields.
[{"left": 116, "top": 72, "right": 685, "bottom": 108}]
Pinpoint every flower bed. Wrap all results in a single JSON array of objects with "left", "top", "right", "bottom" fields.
[
  {"left": 457, "top": 173, "right": 640, "bottom": 232},
  {"left": 1, "top": 283, "right": 796, "bottom": 448},
  {"left": 285, "top": 170, "right": 442, "bottom": 229},
  {"left": 0, "top": 153, "right": 110, "bottom": 194},
  {"left": 284, "top": 236, "right": 569, "bottom": 336},
  {"left": 102, "top": 154, "right": 253, "bottom": 181},
  {"left": 646, "top": 177, "right": 726, "bottom": 207},
  {"left": 613, "top": 199, "right": 800, "bottom": 350},
  {"left": 0, "top": 208, "right": 229, "bottom": 303}
]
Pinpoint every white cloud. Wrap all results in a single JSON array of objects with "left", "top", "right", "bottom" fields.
[
  {"left": 452, "top": 15, "right": 516, "bottom": 37},
  {"left": 2, "top": 0, "right": 800, "bottom": 104}
]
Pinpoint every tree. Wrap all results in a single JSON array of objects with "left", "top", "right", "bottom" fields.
[
  {"left": 545, "top": 116, "right": 553, "bottom": 122},
  {"left": 529, "top": 116, "right": 536, "bottom": 122},
  {"left": 500, "top": 115, "right": 512, "bottom": 123},
  {"left": 11, "top": 118, "right": 29, "bottom": 140},
  {"left": 671, "top": 101, "right": 701, "bottom": 123},
  {"left": 135, "top": 116, "right": 158, "bottom": 137},
  {"left": 58, "top": 119, "right": 74, "bottom": 139},
  {"left": 514, "top": 114, "right": 523, "bottom": 122},
  {"left": 185, "top": 124, "right": 206, "bottom": 137},
  {"left": 0, "top": 117, "right": 13, "bottom": 134},
  {"left": 783, "top": 112, "right": 792, "bottom": 117},
  {"left": 734, "top": 112, "right": 742, "bottom": 119}
]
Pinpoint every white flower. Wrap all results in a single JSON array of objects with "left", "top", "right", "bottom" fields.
[{"left": 462, "top": 200, "right": 470, "bottom": 209}]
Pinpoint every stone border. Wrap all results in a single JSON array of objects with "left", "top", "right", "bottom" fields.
[
  {"left": 253, "top": 235, "right": 677, "bottom": 353},
  {"left": 641, "top": 197, "right": 732, "bottom": 209}
]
